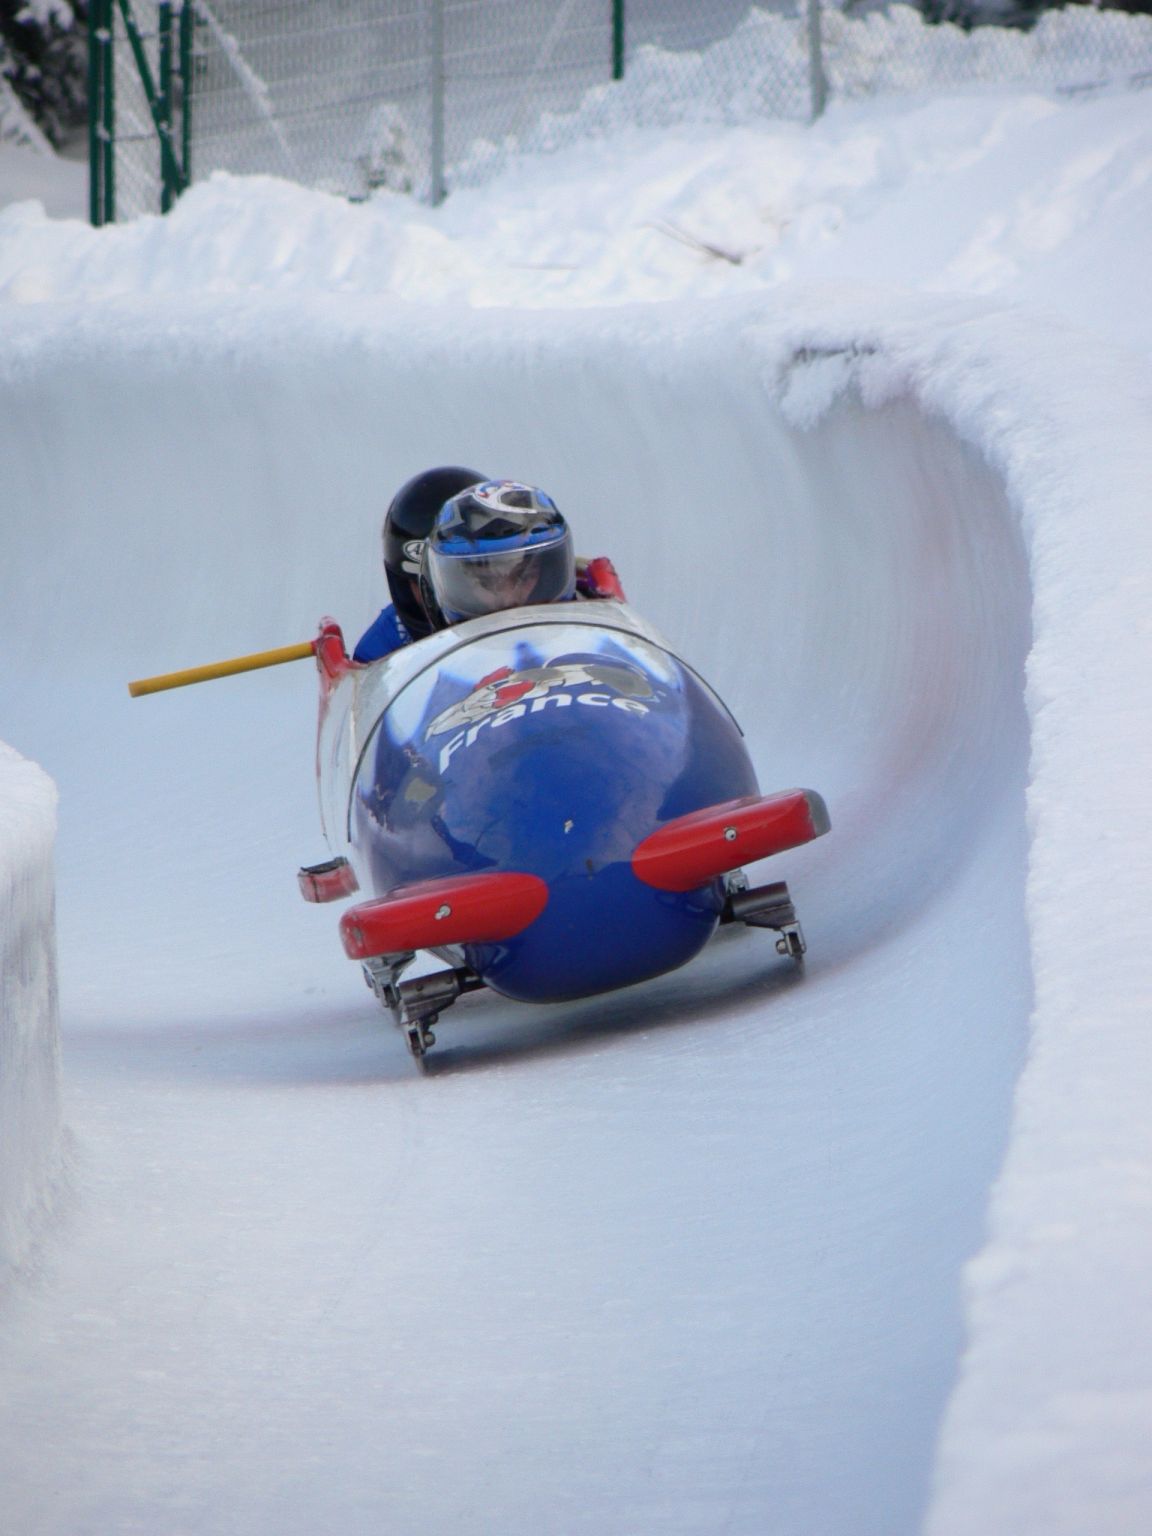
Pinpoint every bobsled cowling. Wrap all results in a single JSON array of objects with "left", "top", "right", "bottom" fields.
[{"left": 317, "top": 601, "right": 821, "bottom": 1003}]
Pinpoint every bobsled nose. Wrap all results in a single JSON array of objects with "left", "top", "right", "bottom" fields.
[
  {"left": 339, "top": 872, "right": 549, "bottom": 960},
  {"left": 631, "top": 790, "right": 830, "bottom": 892}
]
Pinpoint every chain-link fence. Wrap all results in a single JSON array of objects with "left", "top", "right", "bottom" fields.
[
  {"left": 89, "top": 2, "right": 187, "bottom": 224},
  {"left": 172, "top": 2, "right": 802, "bottom": 207},
  {"left": 91, "top": 2, "right": 1152, "bottom": 223}
]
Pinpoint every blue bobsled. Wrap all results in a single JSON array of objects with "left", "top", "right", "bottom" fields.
[{"left": 303, "top": 601, "right": 829, "bottom": 1059}]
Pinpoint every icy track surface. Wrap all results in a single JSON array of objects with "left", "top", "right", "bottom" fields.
[
  {"left": 1, "top": 76, "right": 1151, "bottom": 1536},
  {"left": 0, "top": 296, "right": 1035, "bottom": 1536}
]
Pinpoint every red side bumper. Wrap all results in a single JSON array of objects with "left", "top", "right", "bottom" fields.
[
  {"left": 631, "top": 790, "right": 830, "bottom": 893},
  {"left": 339, "top": 872, "right": 550, "bottom": 960}
]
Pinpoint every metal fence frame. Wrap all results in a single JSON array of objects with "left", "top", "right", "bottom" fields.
[
  {"left": 89, "top": 1, "right": 1148, "bottom": 226},
  {"left": 89, "top": 0, "right": 194, "bottom": 225},
  {"left": 89, "top": 0, "right": 830, "bottom": 223}
]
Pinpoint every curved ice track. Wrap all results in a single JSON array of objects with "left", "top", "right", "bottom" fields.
[{"left": 0, "top": 299, "right": 1032, "bottom": 1535}]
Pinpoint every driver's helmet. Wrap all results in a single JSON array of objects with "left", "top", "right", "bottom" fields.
[
  {"left": 422, "top": 480, "right": 577, "bottom": 624},
  {"left": 382, "top": 465, "right": 486, "bottom": 640}
]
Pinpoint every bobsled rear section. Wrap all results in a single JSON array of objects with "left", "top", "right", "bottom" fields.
[{"left": 312, "top": 602, "right": 828, "bottom": 1056}]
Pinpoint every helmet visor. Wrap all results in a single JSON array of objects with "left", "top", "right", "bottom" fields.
[{"left": 427, "top": 535, "right": 576, "bottom": 621}]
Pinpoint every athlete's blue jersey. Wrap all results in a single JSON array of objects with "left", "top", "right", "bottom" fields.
[{"left": 353, "top": 605, "right": 411, "bottom": 663}]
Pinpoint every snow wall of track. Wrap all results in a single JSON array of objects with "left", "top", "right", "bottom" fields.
[
  {"left": 0, "top": 289, "right": 1150, "bottom": 1530},
  {"left": 0, "top": 744, "right": 60, "bottom": 1275}
]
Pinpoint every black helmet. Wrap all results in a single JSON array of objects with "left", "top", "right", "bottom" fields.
[
  {"left": 383, "top": 465, "right": 486, "bottom": 639},
  {"left": 421, "top": 480, "right": 576, "bottom": 624}
]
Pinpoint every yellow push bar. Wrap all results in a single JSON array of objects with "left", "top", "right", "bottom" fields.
[{"left": 128, "top": 640, "right": 316, "bottom": 697}]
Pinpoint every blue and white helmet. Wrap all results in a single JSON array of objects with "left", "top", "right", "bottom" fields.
[{"left": 422, "top": 480, "right": 577, "bottom": 623}]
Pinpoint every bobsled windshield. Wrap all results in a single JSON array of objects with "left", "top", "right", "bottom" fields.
[
  {"left": 426, "top": 538, "right": 576, "bottom": 621},
  {"left": 315, "top": 602, "right": 745, "bottom": 852}
]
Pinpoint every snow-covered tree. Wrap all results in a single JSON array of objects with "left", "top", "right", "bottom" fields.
[
  {"left": 0, "top": 2, "right": 88, "bottom": 148},
  {"left": 920, "top": 0, "right": 1152, "bottom": 30}
]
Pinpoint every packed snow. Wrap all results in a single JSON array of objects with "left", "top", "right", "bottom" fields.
[
  {"left": 0, "top": 744, "right": 61, "bottom": 1273},
  {"left": 1, "top": 9, "right": 1150, "bottom": 1535}
]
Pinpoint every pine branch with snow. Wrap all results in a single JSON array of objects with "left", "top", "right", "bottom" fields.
[{"left": 0, "top": 1, "right": 87, "bottom": 149}]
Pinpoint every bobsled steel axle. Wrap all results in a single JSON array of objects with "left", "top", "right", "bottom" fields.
[
  {"left": 723, "top": 879, "right": 807, "bottom": 961},
  {"left": 362, "top": 951, "right": 485, "bottom": 1062}
]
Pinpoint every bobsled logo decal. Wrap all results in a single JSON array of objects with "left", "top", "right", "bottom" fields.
[
  {"left": 429, "top": 661, "right": 651, "bottom": 736},
  {"left": 430, "top": 661, "right": 654, "bottom": 774}
]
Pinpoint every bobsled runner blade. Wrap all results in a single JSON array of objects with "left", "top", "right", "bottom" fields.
[
  {"left": 339, "top": 872, "right": 549, "bottom": 960},
  {"left": 632, "top": 790, "right": 830, "bottom": 893}
]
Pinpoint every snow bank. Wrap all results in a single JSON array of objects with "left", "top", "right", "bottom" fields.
[
  {"left": 4, "top": 86, "right": 1149, "bottom": 369},
  {"left": 746, "top": 293, "right": 1152, "bottom": 1535},
  {"left": 909, "top": 332, "right": 1152, "bottom": 1526},
  {"left": 0, "top": 741, "right": 61, "bottom": 1276}
]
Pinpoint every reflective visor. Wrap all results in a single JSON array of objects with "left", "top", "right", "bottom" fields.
[{"left": 427, "top": 533, "right": 576, "bottom": 620}]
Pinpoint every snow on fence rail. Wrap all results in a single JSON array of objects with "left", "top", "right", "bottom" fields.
[{"left": 0, "top": 742, "right": 61, "bottom": 1276}]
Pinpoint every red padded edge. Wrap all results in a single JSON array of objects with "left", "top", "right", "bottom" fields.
[
  {"left": 298, "top": 858, "right": 359, "bottom": 904},
  {"left": 339, "top": 872, "right": 549, "bottom": 959},
  {"left": 314, "top": 616, "right": 354, "bottom": 700},
  {"left": 577, "top": 556, "right": 626, "bottom": 601},
  {"left": 632, "top": 790, "right": 829, "bottom": 893}
]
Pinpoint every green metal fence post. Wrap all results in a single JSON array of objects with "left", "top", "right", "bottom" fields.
[
  {"left": 180, "top": 0, "right": 194, "bottom": 187},
  {"left": 88, "top": 0, "right": 115, "bottom": 224},
  {"left": 88, "top": 0, "right": 101, "bottom": 224},
  {"left": 116, "top": 0, "right": 187, "bottom": 205},
  {"left": 159, "top": 0, "right": 174, "bottom": 211},
  {"left": 428, "top": 0, "right": 445, "bottom": 205},
  {"left": 612, "top": 0, "right": 625, "bottom": 82},
  {"left": 102, "top": 0, "right": 115, "bottom": 222}
]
